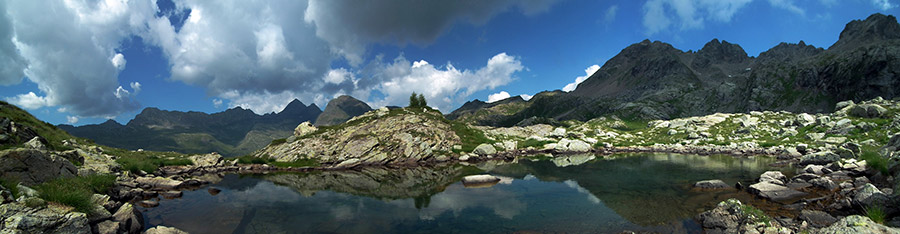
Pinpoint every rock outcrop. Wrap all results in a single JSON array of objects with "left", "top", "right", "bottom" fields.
[
  {"left": 0, "top": 148, "right": 77, "bottom": 185},
  {"left": 0, "top": 203, "right": 91, "bottom": 234},
  {"left": 257, "top": 108, "right": 460, "bottom": 168},
  {"left": 697, "top": 199, "right": 788, "bottom": 234},
  {"left": 817, "top": 215, "right": 900, "bottom": 234}
]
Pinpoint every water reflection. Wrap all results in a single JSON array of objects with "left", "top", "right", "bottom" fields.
[{"left": 141, "top": 153, "right": 787, "bottom": 233}]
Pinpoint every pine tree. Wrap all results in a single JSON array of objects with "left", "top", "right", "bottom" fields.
[
  {"left": 417, "top": 94, "right": 427, "bottom": 108},
  {"left": 409, "top": 92, "right": 419, "bottom": 107}
]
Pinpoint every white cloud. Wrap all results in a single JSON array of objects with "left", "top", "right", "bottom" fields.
[
  {"left": 520, "top": 94, "right": 533, "bottom": 101},
  {"left": 487, "top": 91, "right": 511, "bottom": 103},
  {"left": 768, "top": 0, "right": 805, "bottom": 15},
  {"left": 7, "top": 92, "right": 49, "bottom": 110},
  {"left": 219, "top": 90, "right": 328, "bottom": 115},
  {"left": 604, "top": 5, "right": 619, "bottom": 24},
  {"left": 324, "top": 68, "right": 353, "bottom": 85},
  {"left": 304, "top": 0, "right": 557, "bottom": 65},
  {"left": 1, "top": 0, "right": 155, "bottom": 117},
  {"left": 872, "top": 0, "right": 897, "bottom": 10},
  {"left": 642, "top": 0, "right": 753, "bottom": 35},
  {"left": 363, "top": 53, "right": 524, "bottom": 111},
  {"left": 212, "top": 99, "right": 223, "bottom": 108},
  {"left": 562, "top": 65, "right": 600, "bottom": 92},
  {"left": 66, "top": 116, "right": 79, "bottom": 124},
  {"left": 111, "top": 53, "right": 126, "bottom": 71}
]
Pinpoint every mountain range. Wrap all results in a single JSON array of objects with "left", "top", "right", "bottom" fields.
[
  {"left": 59, "top": 99, "right": 322, "bottom": 156},
  {"left": 449, "top": 13, "right": 900, "bottom": 126}
]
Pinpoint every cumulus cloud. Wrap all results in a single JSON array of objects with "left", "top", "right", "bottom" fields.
[
  {"left": 562, "top": 65, "right": 600, "bottom": 92},
  {"left": 642, "top": 0, "right": 753, "bottom": 35},
  {"left": 872, "top": 0, "right": 897, "bottom": 10},
  {"left": 361, "top": 53, "right": 524, "bottom": 111},
  {"left": 2, "top": 0, "right": 155, "bottom": 117},
  {"left": 212, "top": 99, "right": 223, "bottom": 108},
  {"left": 487, "top": 91, "right": 511, "bottom": 103},
  {"left": 7, "top": 92, "right": 49, "bottom": 110},
  {"left": 66, "top": 116, "right": 79, "bottom": 124},
  {"left": 304, "top": 0, "right": 557, "bottom": 65}
]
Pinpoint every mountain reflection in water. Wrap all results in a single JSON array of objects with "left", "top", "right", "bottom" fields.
[{"left": 141, "top": 153, "right": 788, "bottom": 234}]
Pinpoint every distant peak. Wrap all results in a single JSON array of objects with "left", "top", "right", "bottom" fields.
[
  {"left": 830, "top": 13, "right": 900, "bottom": 50},
  {"left": 696, "top": 38, "right": 748, "bottom": 64},
  {"left": 100, "top": 119, "right": 121, "bottom": 125}
]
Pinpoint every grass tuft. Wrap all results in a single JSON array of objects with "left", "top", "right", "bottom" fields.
[
  {"left": 107, "top": 147, "right": 193, "bottom": 173},
  {"left": 864, "top": 205, "right": 886, "bottom": 224},
  {"left": 859, "top": 147, "right": 889, "bottom": 175},
  {"left": 36, "top": 174, "right": 116, "bottom": 214},
  {"left": 0, "top": 177, "right": 20, "bottom": 198}
]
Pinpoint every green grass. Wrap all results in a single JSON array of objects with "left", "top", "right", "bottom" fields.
[
  {"left": 864, "top": 205, "right": 886, "bottom": 224},
  {"left": 0, "top": 101, "right": 80, "bottom": 151},
  {"left": 0, "top": 177, "right": 20, "bottom": 198},
  {"left": 518, "top": 139, "right": 553, "bottom": 149},
  {"left": 234, "top": 155, "right": 319, "bottom": 168},
  {"left": 106, "top": 147, "right": 193, "bottom": 173},
  {"left": 450, "top": 121, "right": 494, "bottom": 153},
  {"left": 859, "top": 147, "right": 889, "bottom": 175},
  {"left": 35, "top": 174, "right": 116, "bottom": 214},
  {"left": 268, "top": 138, "right": 287, "bottom": 146},
  {"left": 741, "top": 204, "right": 772, "bottom": 225}
]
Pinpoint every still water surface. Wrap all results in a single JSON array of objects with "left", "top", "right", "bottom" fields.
[{"left": 141, "top": 153, "right": 790, "bottom": 233}]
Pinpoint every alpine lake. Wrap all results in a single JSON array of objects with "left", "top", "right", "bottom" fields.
[{"left": 140, "top": 153, "right": 796, "bottom": 234}]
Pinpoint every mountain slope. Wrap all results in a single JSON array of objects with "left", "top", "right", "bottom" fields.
[
  {"left": 60, "top": 99, "right": 322, "bottom": 156},
  {"left": 452, "top": 13, "right": 900, "bottom": 126},
  {"left": 314, "top": 95, "right": 372, "bottom": 126}
]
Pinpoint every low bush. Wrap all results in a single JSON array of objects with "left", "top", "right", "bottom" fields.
[
  {"left": 859, "top": 148, "right": 889, "bottom": 175},
  {"left": 864, "top": 205, "right": 886, "bottom": 224}
]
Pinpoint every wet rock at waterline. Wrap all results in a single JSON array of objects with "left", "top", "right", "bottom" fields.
[
  {"left": 462, "top": 174, "right": 501, "bottom": 188},
  {"left": 693, "top": 180, "right": 731, "bottom": 189}
]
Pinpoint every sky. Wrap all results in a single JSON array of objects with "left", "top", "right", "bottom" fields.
[{"left": 0, "top": 0, "right": 897, "bottom": 126}]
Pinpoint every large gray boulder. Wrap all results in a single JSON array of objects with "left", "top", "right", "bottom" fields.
[
  {"left": 293, "top": 121, "right": 317, "bottom": 137},
  {"left": 188, "top": 153, "right": 223, "bottom": 168},
  {"left": 0, "top": 202, "right": 90, "bottom": 234},
  {"left": 694, "top": 180, "right": 731, "bottom": 189},
  {"left": 817, "top": 215, "right": 900, "bottom": 234},
  {"left": 112, "top": 203, "right": 143, "bottom": 234},
  {"left": 854, "top": 183, "right": 890, "bottom": 206},
  {"left": 798, "top": 209, "right": 837, "bottom": 228},
  {"left": 134, "top": 177, "right": 184, "bottom": 191},
  {"left": 849, "top": 104, "right": 888, "bottom": 118},
  {"left": 799, "top": 151, "right": 840, "bottom": 165},
  {"left": 554, "top": 139, "right": 592, "bottom": 152},
  {"left": 0, "top": 148, "right": 77, "bottom": 185},
  {"left": 748, "top": 181, "right": 807, "bottom": 202},
  {"left": 697, "top": 199, "right": 787, "bottom": 234},
  {"left": 473, "top": 144, "right": 497, "bottom": 155}
]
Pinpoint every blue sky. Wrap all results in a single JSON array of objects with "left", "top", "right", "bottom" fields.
[{"left": 0, "top": 0, "right": 897, "bottom": 126}]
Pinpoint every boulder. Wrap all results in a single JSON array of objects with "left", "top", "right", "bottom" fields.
[
  {"left": 800, "top": 151, "right": 840, "bottom": 165},
  {"left": 189, "top": 153, "right": 223, "bottom": 168},
  {"left": 799, "top": 209, "right": 837, "bottom": 228},
  {"left": 854, "top": 183, "right": 890, "bottom": 207},
  {"left": 697, "top": 199, "right": 786, "bottom": 234},
  {"left": 748, "top": 181, "right": 807, "bottom": 202},
  {"left": 549, "top": 128, "right": 567, "bottom": 138},
  {"left": 134, "top": 177, "right": 184, "bottom": 190},
  {"left": 835, "top": 100, "right": 855, "bottom": 111},
  {"left": 796, "top": 113, "right": 816, "bottom": 126},
  {"left": 473, "top": 144, "right": 497, "bottom": 155},
  {"left": 112, "top": 203, "right": 143, "bottom": 234},
  {"left": 817, "top": 215, "right": 900, "bottom": 234},
  {"left": 694, "top": 180, "right": 731, "bottom": 189},
  {"left": 803, "top": 164, "right": 824, "bottom": 174},
  {"left": 145, "top": 226, "right": 189, "bottom": 234},
  {"left": 554, "top": 139, "right": 591, "bottom": 152},
  {"left": 550, "top": 154, "right": 595, "bottom": 167},
  {"left": 94, "top": 220, "right": 119, "bottom": 234},
  {"left": 0, "top": 148, "right": 77, "bottom": 185},
  {"left": 809, "top": 177, "right": 838, "bottom": 191},
  {"left": 0, "top": 202, "right": 90, "bottom": 234},
  {"left": 759, "top": 171, "right": 787, "bottom": 185},
  {"left": 23, "top": 137, "right": 47, "bottom": 150},
  {"left": 849, "top": 104, "right": 888, "bottom": 118},
  {"left": 293, "top": 121, "right": 317, "bottom": 137}
]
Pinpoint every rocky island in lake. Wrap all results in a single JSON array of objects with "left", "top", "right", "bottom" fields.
[{"left": 1, "top": 3, "right": 900, "bottom": 233}]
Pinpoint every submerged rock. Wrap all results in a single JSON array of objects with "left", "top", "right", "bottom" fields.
[
  {"left": 145, "top": 226, "right": 189, "bottom": 234},
  {"left": 694, "top": 180, "right": 731, "bottom": 189}
]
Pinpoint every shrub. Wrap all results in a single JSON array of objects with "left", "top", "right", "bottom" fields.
[
  {"left": 269, "top": 138, "right": 287, "bottom": 146},
  {"left": 36, "top": 174, "right": 116, "bottom": 214}
]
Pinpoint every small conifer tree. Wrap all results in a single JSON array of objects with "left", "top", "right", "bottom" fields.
[
  {"left": 409, "top": 92, "right": 420, "bottom": 107},
  {"left": 417, "top": 93, "right": 427, "bottom": 108}
]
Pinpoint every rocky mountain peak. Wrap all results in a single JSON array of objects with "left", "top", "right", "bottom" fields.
[
  {"left": 695, "top": 38, "right": 748, "bottom": 64},
  {"left": 314, "top": 95, "right": 373, "bottom": 126},
  {"left": 830, "top": 13, "right": 900, "bottom": 50},
  {"left": 757, "top": 41, "right": 824, "bottom": 63}
]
